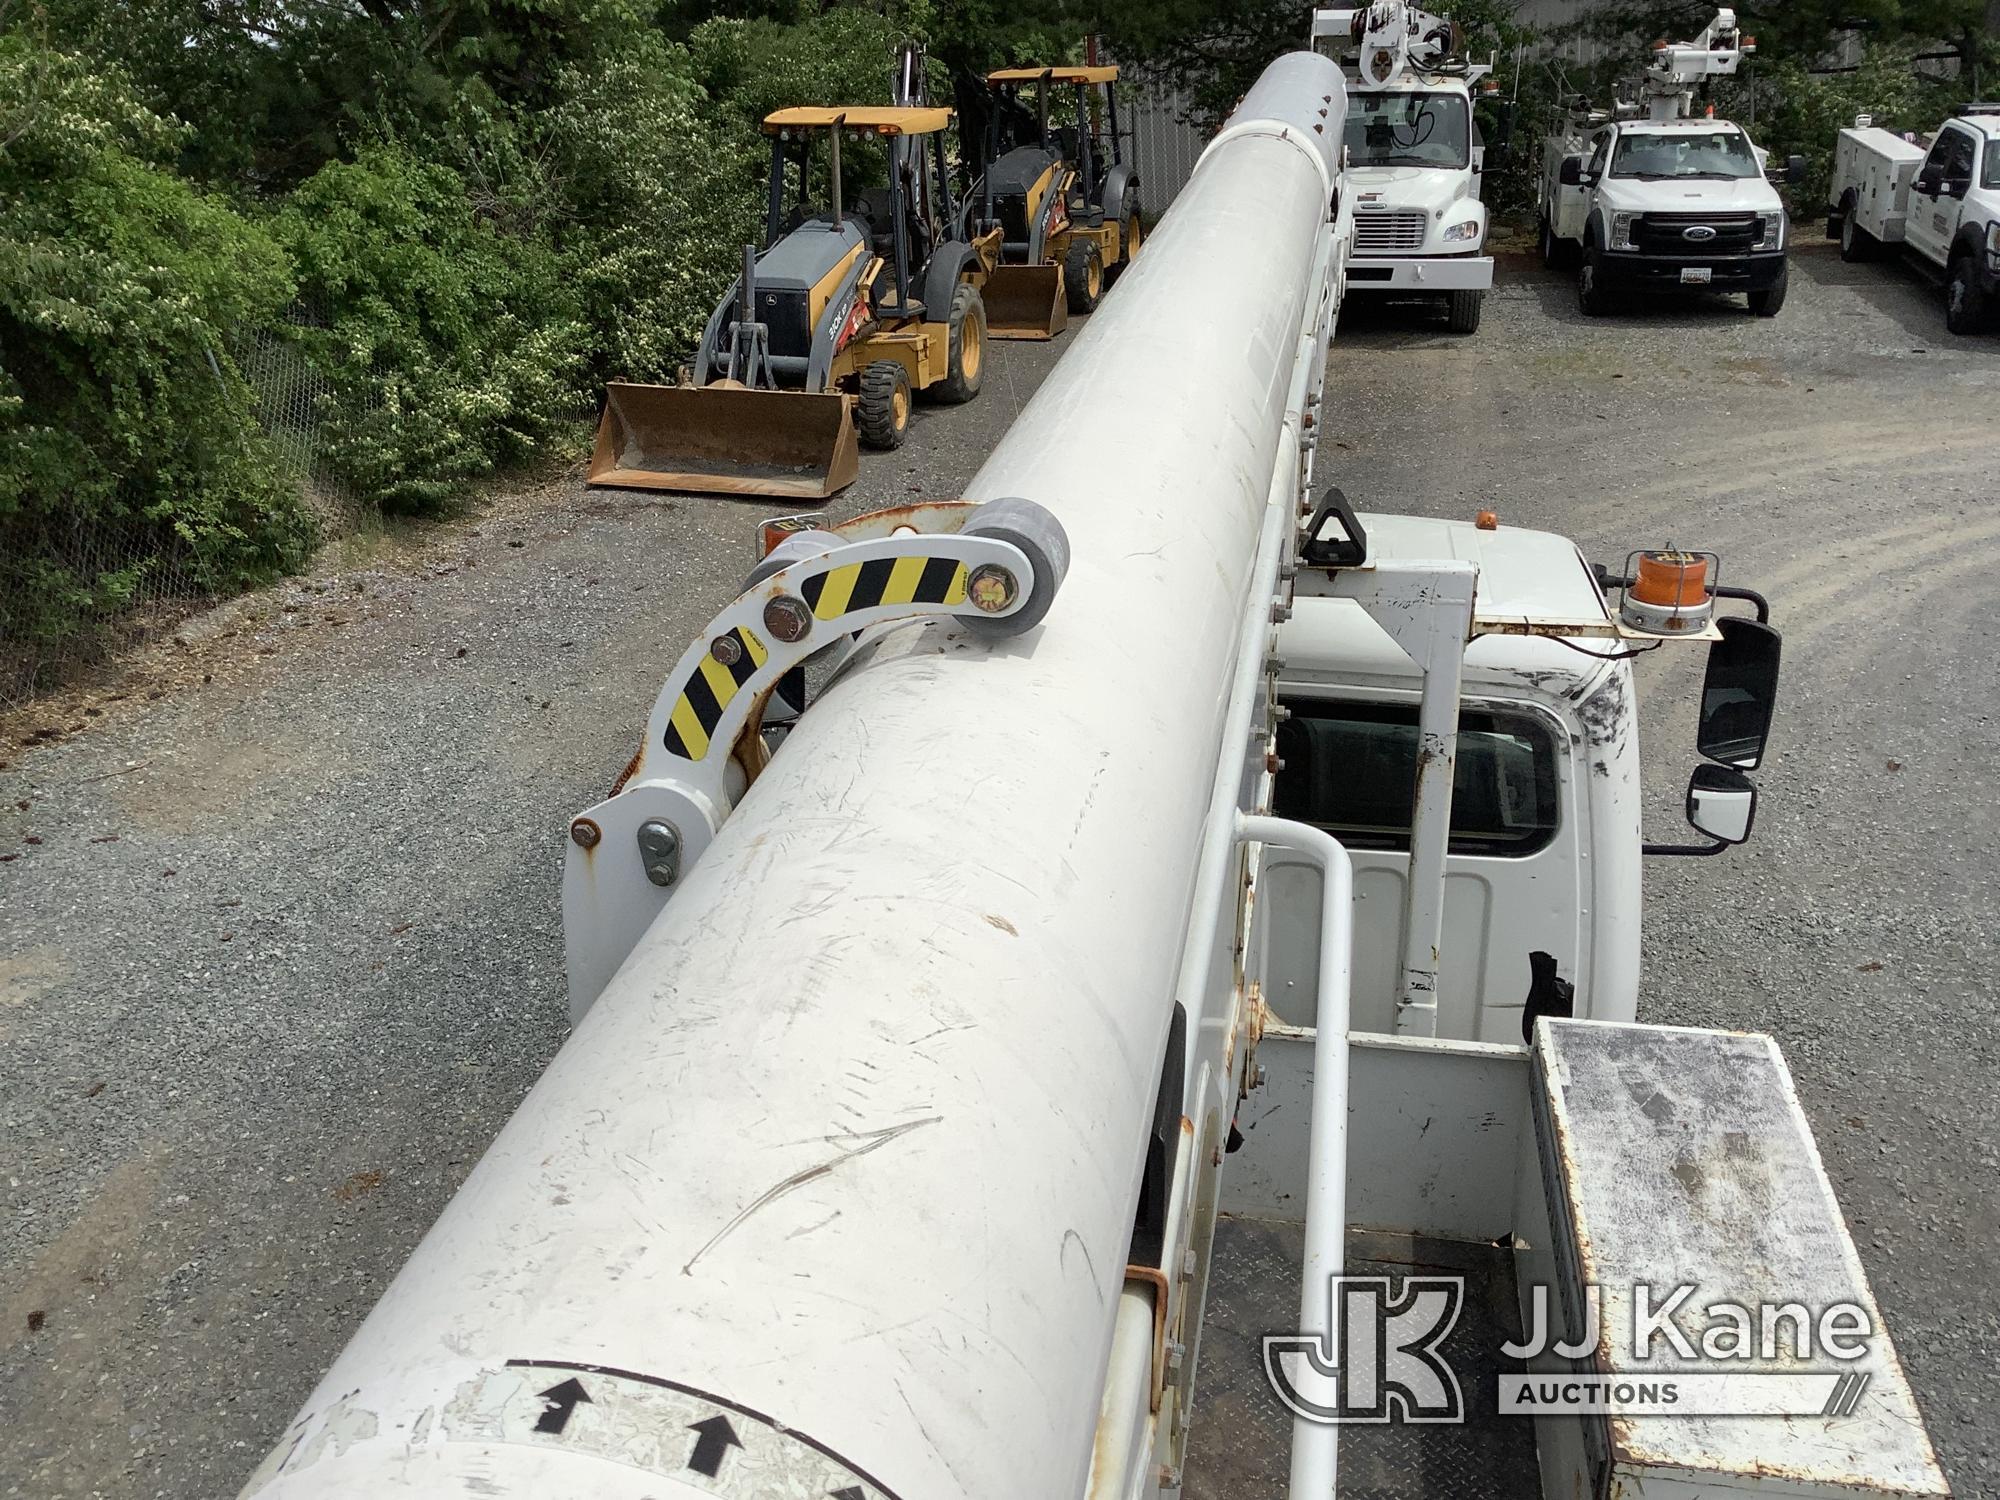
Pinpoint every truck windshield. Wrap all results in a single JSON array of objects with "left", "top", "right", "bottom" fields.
[
  {"left": 1610, "top": 129, "right": 1761, "bottom": 180},
  {"left": 1345, "top": 91, "right": 1470, "bottom": 169},
  {"left": 1273, "top": 700, "right": 1560, "bottom": 857}
]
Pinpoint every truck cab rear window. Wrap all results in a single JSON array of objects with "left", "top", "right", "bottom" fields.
[{"left": 1274, "top": 700, "right": 1560, "bottom": 857}]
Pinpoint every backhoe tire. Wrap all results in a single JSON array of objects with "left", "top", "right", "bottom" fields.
[
  {"left": 1945, "top": 253, "right": 1990, "bottom": 335},
  {"left": 1112, "top": 197, "right": 1142, "bottom": 281},
  {"left": 932, "top": 282, "right": 985, "bottom": 405},
  {"left": 1065, "top": 240, "right": 1104, "bottom": 313},
  {"left": 1445, "top": 287, "right": 1483, "bottom": 334},
  {"left": 856, "top": 360, "right": 912, "bottom": 450},
  {"left": 1838, "top": 192, "right": 1876, "bottom": 262},
  {"left": 1747, "top": 265, "right": 1788, "bottom": 317}
]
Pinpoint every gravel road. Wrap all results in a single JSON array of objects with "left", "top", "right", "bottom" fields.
[{"left": 3, "top": 241, "right": 1995, "bottom": 1498}]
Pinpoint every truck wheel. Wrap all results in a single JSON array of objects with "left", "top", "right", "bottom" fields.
[
  {"left": 1944, "top": 254, "right": 1989, "bottom": 335},
  {"left": 1747, "top": 264, "right": 1788, "bottom": 317},
  {"left": 856, "top": 360, "right": 912, "bottom": 449},
  {"left": 932, "top": 283, "right": 985, "bottom": 405},
  {"left": 1838, "top": 193, "right": 1875, "bottom": 262},
  {"left": 1065, "top": 240, "right": 1104, "bottom": 313},
  {"left": 1445, "top": 287, "right": 1483, "bottom": 334},
  {"left": 1576, "top": 248, "right": 1610, "bottom": 317}
]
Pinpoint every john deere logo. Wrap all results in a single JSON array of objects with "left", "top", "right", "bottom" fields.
[{"left": 1682, "top": 225, "right": 1718, "bottom": 242}]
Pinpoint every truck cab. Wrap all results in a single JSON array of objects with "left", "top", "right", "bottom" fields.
[
  {"left": 1543, "top": 116, "right": 1794, "bottom": 315},
  {"left": 1311, "top": 4, "right": 1495, "bottom": 333},
  {"left": 1267, "top": 510, "right": 1775, "bottom": 1043},
  {"left": 1828, "top": 105, "right": 2000, "bottom": 334},
  {"left": 1270, "top": 515, "right": 1636, "bottom": 1042},
  {"left": 1537, "top": 8, "right": 1800, "bottom": 317}
]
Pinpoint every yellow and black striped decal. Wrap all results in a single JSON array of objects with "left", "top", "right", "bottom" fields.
[
  {"left": 799, "top": 555, "right": 966, "bottom": 620},
  {"left": 663, "top": 625, "right": 770, "bottom": 761}
]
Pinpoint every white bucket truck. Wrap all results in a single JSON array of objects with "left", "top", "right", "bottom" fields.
[
  {"left": 244, "top": 49, "right": 1952, "bottom": 1500},
  {"left": 1538, "top": 8, "right": 1803, "bottom": 316},
  {"left": 1310, "top": 2, "right": 1494, "bottom": 333},
  {"left": 1827, "top": 104, "right": 2000, "bottom": 334}
]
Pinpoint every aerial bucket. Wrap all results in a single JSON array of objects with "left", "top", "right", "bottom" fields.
[
  {"left": 981, "top": 264, "right": 1069, "bottom": 340},
  {"left": 587, "top": 382, "right": 861, "bottom": 500}
]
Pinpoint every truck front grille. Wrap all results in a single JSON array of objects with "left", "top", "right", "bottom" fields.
[
  {"left": 1632, "top": 212, "right": 1761, "bottom": 255},
  {"left": 1353, "top": 210, "right": 1429, "bottom": 254}
]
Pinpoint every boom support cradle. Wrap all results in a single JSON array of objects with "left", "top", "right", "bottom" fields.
[{"left": 563, "top": 497, "right": 1070, "bottom": 1015}]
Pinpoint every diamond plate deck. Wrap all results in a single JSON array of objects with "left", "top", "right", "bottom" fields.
[{"left": 1182, "top": 1218, "right": 1542, "bottom": 1500}]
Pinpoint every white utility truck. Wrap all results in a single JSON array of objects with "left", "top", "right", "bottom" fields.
[
  {"left": 1310, "top": 2, "right": 1494, "bottom": 334},
  {"left": 243, "top": 49, "right": 1951, "bottom": 1500},
  {"left": 1827, "top": 104, "right": 2000, "bottom": 334},
  {"left": 1538, "top": 8, "right": 1803, "bottom": 316}
]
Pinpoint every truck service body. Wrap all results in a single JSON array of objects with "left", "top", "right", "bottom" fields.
[
  {"left": 243, "top": 47, "right": 1951, "bottom": 1500},
  {"left": 1828, "top": 106, "right": 2000, "bottom": 334}
]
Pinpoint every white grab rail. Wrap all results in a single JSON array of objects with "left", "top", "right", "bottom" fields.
[{"left": 1236, "top": 813, "right": 1355, "bottom": 1500}]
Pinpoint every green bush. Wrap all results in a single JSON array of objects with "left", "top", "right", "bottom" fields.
[
  {"left": 543, "top": 33, "right": 758, "bottom": 381},
  {"left": 0, "top": 33, "right": 309, "bottom": 655},
  {"left": 688, "top": 9, "right": 913, "bottom": 132},
  {"left": 274, "top": 143, "right": 591, "bottom": 512}
]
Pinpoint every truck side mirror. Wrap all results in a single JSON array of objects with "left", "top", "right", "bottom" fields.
[
  {"left": 1697, "top": 617, "right": 1781, "bottom": 770},
  {"left": 1686, "top": 764, "right": 1757, "bottom": 845},
  {"left": 1559, "top": 156, "right": 1584, "bottom": 186},
  {"left": 1784, "top": 153, "right": 1806, "bottom": 185}
]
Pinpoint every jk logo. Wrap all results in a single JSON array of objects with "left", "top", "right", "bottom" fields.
[{"left": 1262, "top": 1276, "right": 1466, "bottom": 1424}]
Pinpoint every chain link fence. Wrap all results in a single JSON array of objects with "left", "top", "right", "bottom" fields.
[
  {"left": 0, "top": 308, "right": 355, "bottom": 712},
  {"left": 1124, "top": 70, "right": 1210, "bottom": 215}
]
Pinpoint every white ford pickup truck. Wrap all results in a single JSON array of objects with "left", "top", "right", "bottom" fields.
[{"left": 1828, "top": 104, "right": 2000, "bottom": 334}]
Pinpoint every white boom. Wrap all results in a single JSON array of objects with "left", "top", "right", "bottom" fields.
[
  {"left": 1638, "top": 6, "right": 1753, "bottom": 120},
  {"left": 240, "top": 50, "right": 1349, "bottom": 1500},
  {"left": 1309, "top": 2, "right": 1490, "bottom": 88}
]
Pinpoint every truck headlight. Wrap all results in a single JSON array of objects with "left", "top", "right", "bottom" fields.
[
  {"left": 1753, "top": 211, "right": 1786, "bottom": 250},
  {"left": 1609, "top": 211, "right": 1636, "bottom": 250},
  {"left": 1442, "top": 217, "right": 1482, "bottom": 243}
]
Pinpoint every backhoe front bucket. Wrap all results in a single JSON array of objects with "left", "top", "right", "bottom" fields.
[
  {"left": 980, "top": 264, "right": 1068, "bottom": 340},
  {"left": 587, "top": 382, "right": 860, "bottom": 500}
]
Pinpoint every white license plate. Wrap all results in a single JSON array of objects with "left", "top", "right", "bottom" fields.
[{"left": 1680, "top": 266, "right": 1713, "bottom": 285}]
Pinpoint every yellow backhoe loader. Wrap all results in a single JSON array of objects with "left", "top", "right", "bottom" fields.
[
  {"left": 965, "top": 65, "right": 1143, "bottom": 339},
  {"left": 589, "top": 106, "right": 987, "bottom": 500}
]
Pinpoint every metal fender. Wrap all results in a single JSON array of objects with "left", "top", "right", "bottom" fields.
[
  {"left": 920, "top": 241, "right": 980, "bottom": 318},
  {"left": 1101, "top": 163, "right": 1136, "bottom": 219}
]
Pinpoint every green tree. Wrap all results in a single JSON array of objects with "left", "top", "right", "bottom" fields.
[
  {"left": 0, "top": 31, "right": 308, "bottom": 657},
  {"left": 273, "top": 142, "right": 591, "bottom": 511}
]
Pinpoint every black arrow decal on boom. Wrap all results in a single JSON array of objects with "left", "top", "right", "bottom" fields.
[
  {"left": 533, "top": 1376, "right": 592, "bottom": 1434},
  {"left": 686, "top": 1414, "right": 743, "bottom": 1478},
  {"left": 831, "top": 1488, "right": 868, "bottom": 1500}
]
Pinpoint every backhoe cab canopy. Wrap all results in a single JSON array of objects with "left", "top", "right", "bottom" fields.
[
  {"left": 762, "top": 105, "right": 954, "bottom": 137},
  {"left": 757, "top": 102, "right": 959, "bottom": 303},
  {"left": 985, "top": 65, "right": 1119, "bottom": 86}
]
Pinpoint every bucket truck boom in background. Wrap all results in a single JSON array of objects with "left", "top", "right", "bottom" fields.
[
  {"left": 1538, "top": 7, "right": 1804, "bottom": 317},
  {"left": 1309, "top": 2, "right": 1494, "bottom": 334},
  {"left": 242, "top": 47, "right": 1952, "bottom": 1500}
]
